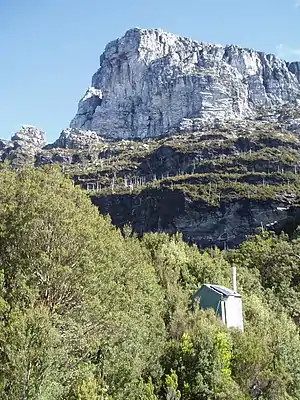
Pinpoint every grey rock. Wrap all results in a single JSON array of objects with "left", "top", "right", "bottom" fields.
[
  {"left": 0, "top": 139, "right": 13, "bottom": 151},
  {"left": 70, "top": 28, "right": 300, "bottom": 139},
  {"left": 288, "top": 62, "right": 300, "bottom": 82},
  {"left": 34, "top": 153, "right": 53, "bottom": 166},
  {"left": 50, "top": 128, "right": 101, "bottom": 149},
  {"left": 35, "top": 152, "right": 72, "bottom": 166},
  {"left": 91, "top": 190, "right": 298, "bottom": 248},
  {"left": 11, "top": 125, "right": 46, "bottom": 150},
  {"left": 1, "top": 126, "right": 46, "bottom": 166},
  {"left": 51, "top": 153, "right": 72, "bottom": 164},
  {"left": 0, "top": 139, "right": 14, "bottom": 162}
]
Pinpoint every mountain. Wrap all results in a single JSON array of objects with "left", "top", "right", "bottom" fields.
[
  {"left": 2, "top": 28, "right": 300, "bottom": 248},
  {"left": 70, "top": 28, "right": 300, "bottom": 139}
]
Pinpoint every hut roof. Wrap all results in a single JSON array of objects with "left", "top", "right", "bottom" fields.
[{"left": 204, "top": 284, "right": 241, "bottom": 298}]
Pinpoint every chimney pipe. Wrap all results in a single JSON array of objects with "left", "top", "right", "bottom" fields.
[{"left": 232, "top": 267, "right": 237, "bottom": 292}]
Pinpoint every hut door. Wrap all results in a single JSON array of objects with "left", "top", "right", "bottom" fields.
[{"left": 220, "top": 300, "right": 226, "bottom": 325}]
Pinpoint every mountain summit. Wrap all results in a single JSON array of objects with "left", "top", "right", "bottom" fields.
[
  {"left": 2, "top": 29, "right": 300, "bottom": 249},
  {"left": 70, "top": 28, "right": 300, "bottom": 139}
]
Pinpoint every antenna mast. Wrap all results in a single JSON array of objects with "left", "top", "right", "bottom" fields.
[{"left": 232, "top": 267, "right": 237, "bottom": 292}]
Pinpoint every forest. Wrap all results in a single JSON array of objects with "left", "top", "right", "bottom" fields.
[{"left": 1, "top": 165, "right": 300, "bottom": 399}]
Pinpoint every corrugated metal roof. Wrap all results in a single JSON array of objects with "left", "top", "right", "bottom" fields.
[{"left": 205, "top": 284, "right": 241, "bottom": 297}]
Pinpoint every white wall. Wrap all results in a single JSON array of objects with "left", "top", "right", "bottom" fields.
[{"left": 224, "top": 296, "right": 244, "bottom": 331}]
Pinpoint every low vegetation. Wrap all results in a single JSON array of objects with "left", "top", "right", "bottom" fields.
[{"left": 41, "top": 118, "right": 300, "bottom": 210}]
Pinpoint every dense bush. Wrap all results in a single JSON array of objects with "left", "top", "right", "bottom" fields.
[{"left": 1, "top": 166, "right": 300, "bottom": 399}]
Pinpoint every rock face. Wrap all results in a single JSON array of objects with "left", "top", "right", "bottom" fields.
[
  {"left": 49, "top": 128, "right": 102, "bottom": 149},
  {"left": 70, "top": 28, "right": 300, "bottom": 139},
  {"left": 1, "top": 126, "right": 46, "bottom": 165},
  {"left": 91, "top": 190, "right": 300, "bottom": 248},
  {"left": 2, "top": 29, "right": 300, "bottom": 249},
  {"left": 11, "top": 125, "right": 46, "bottom": 149}
]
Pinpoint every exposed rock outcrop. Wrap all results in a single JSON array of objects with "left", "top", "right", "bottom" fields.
[
  {"left": 91, "top": 189, "right": 300, "bottom": 248},
  {"left": 1, "top": 126, "right": 46, "bottom": 165},
  {"left": 49, "top": 128, "right": 102, "bottom": 149},
  {"left": 11, "top": 125, "right": 46, "bottom": 149},
  {"left": 70, "top": 28, "right": 300, "bottom": 139}
]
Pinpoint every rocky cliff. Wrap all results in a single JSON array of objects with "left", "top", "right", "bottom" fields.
[
  {"left": 70, "top": 28, "right": 300, "bottom": 139},
  {"left": 2, "top": 28, "right": 300, "bottom": 248}
]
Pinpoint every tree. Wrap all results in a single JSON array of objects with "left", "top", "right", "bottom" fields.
[
  {"left": 227, "top": 232, "right": 300, "bottom": 321},
  {"left": 232, "top": 294, "right": 300, "bottom": 399},
  {"left": 161, "top": 310, "right": 244, "bottom": 400},
  {"left": 0, "top": 166, "right": 165, "bottom": 399}
]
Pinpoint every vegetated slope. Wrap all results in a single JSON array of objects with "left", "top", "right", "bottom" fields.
[
  {"left": 1, "top": 104, "right": 300, "bottom": 248},
  {"left": 2, "top": 166, "right": 300, "bottom": 399},
  {"left": 52, "top": 105, "right": 300, "bottom": 247}
]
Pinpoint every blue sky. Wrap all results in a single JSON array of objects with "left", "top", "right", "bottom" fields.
[{"left": 0, "top": 0, "right": 299, "bottom": 142}]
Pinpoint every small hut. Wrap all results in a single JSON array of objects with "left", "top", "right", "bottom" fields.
[{"left": 193, "top": 268, "right": 244, "bottom": 331}]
